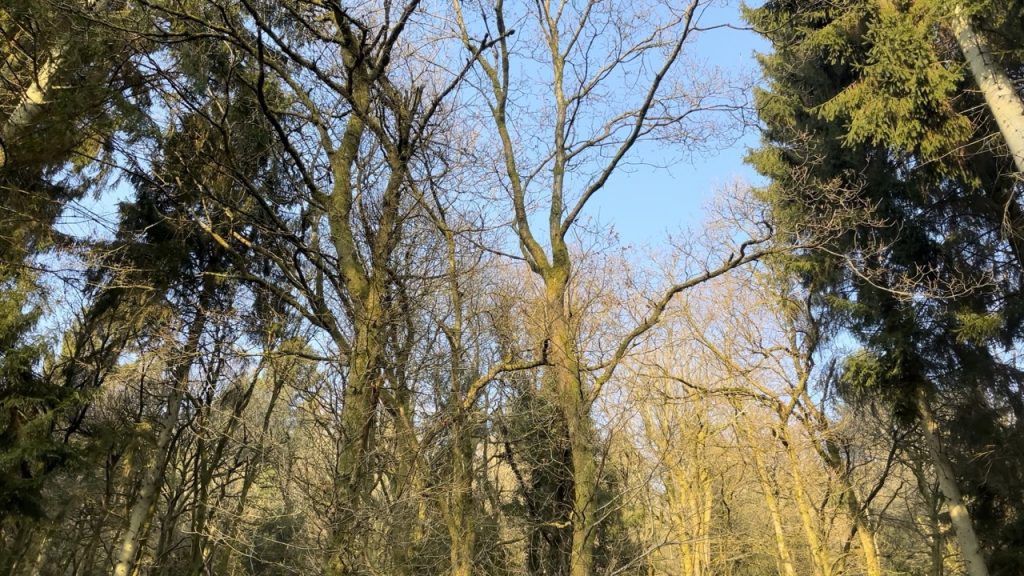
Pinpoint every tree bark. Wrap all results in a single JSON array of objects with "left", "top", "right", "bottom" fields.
[
  {"left": 780, "top": 427, "right": 832, "bottom": 576},
  {"left": 0, "top": 47, "right": 61, "bottom": 168},
  {"left": 213, "top": 369, "right": 286, "bottom": 576},
  {"left": 545, "top": 277, "right": 597, "bottom": 576},
  {"left": 447, "top": 410, "right": 476, "bottom": 576},
  {"left": 327, "top": 316, "right": 384, "bottom": 575},
  {"left": 818, "top": 433, "right": 884, "bottom": 576},
  {"left": 951, "top": 5, "right": 1024, "bottom": 174},
  {"left": 915, "top": 388, "right": 990, "bottom": 576},
  {"left": 735, "top": 418, "right": 797, "bottom": 576},
  {"left": 832, "top": 445, "right": 884, "bottom": 576},
  {"left": 111, "top": 285, "right": 210, "bottom": 576}
]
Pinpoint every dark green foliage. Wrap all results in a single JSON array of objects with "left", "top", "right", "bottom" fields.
[
  {"left": 747, "top": 0, "right": 1024, "bottom": 572},
  {"left": 502, "top": 384, "right": 574, "bottom": 576},
  {"left": 0, "top": 0, "right": 157, "bottom": 525}
]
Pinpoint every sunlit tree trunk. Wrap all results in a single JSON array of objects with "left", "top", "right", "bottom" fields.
[
  {"left": 824, "top": 438, "right": 884, "bottom": 576},
  {"left": 322, "top": 22, "right": 404, "bottom": 570},
  {"left": 213, "top": 369, "right": 287, "bottom": 576},
  {"left": 915, "top": 388, "right": 989, "bottom": 576},
  {"left": 671, "top": 431, "right": 714, "bottom": 576},
  {"left": 802, "top": 404, "right": 884, "bottom": 576},
  {"left": 447, "top": 409, "right": 476, "bottom": 576},
  {"left": 186, "top": 362, "right": 264, "bottom": 576},
  {"left": 951, "top": 4, "right": 1024, "bottom": 174},
  {"left": 735, "top": 418, "right": 797, "bottom": 576},
  {"left": 0, "top": 47, "right": 61, "bottom": 168},
  {"left": 545, "top": 272, "right": 598, "bottom": 576},
  {"left": 111, "top": 282, "right": 211, "bottom": 576},
  {"left": 780, "top": 427, "right": 832, "bottom": 576}
]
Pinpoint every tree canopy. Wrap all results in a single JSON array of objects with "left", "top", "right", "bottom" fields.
[{"left": 1, "top": 1, "right": 1023, "bottom": 575}]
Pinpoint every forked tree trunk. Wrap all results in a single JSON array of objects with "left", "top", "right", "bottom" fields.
[
  {"left": 780, "top": 428, "right": 832, "bottom": 576},
  {"left": 735, "top": 419, "right": 797, "bottom": 576},
  {"left": 818, "top": 435, "right": 884, "bottom": 576},
  {"left": 214, "top": 372, "right": 286, "bottom": 576},
  {"left": 669, "top": 426, "right": 714, "bottom": 576},
  {"left": 832, "top": 445, "right": 884, "bottom": 576}
]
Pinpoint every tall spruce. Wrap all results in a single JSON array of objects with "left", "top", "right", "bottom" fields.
[
  {"left": 746, "top": 1, "right": 1024, "bottom": 574},
  {"left": 0, "top": 0, "right": 147, "bottom": 532}
]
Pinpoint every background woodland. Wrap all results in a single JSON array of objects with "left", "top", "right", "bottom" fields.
[{"left": 1, "top": 1, "right": 1023, "bottom": 575}]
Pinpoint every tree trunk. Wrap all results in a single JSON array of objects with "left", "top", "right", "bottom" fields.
[
  {"left": 567, "top": 410, "right": 597, "bottom": 576},
  {"left": 111, "top": 290, "right": 210, "bottom": 576},
  {"left": 1, "top": 47, "right": 61, "bottom": 168},
  {"left": 698, "top": 463, "right": 713, "bottom": 576},
  {"left": 670, "top": 422, "right": 713, "bottom": 576},
  {"left": 186, "top": 360, "right": 264, "bottom": 576},
  {"left": 781, "top": 428, "right": 832, "bottom": 576},
  {"left": 818, "top": 437, "right": 883, "bottom": 576},
  {"left": 951, "top": 5, "right": 1024, "bottom": 174},
  {"left": 545, "top": 276, "right": 596, "bottom": 576},
  {"left": 915, "top": 388, "right": 990, "bottom": 576},
  {"left": 327, "top": 311, "right": 384, "bottom": 575},
  {"left": 736, "top": 419, "right": 797, "bottom": 576},
  {"left": 447, "top": 410, "right": 475, "bottom": 576},
  {"left": 3, "top": 522, "right": 41, "bottom": 576},
  {"left": 214, "top": 372, "right": 286, "bottom": 576},
  {"left": 795, "top": 380, "right": 884, "bottom": 576},
  {"left": 831, "top": 450, "right": 888, "bottom": 576}
]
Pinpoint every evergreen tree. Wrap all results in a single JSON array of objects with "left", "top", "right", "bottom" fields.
[
  {"left": 0, "top": 0, "right": 147, "bottom": 527},
  {"left": 746, "top": 1, "right": 1024, "bottom": 574}
]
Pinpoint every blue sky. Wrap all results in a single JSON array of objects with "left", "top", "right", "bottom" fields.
[
  {"left": 586, "top": 1, "right": 767, "bottom": 247},
  {"left": 59, "top": 1, "right": 768, "bottom": 251}
]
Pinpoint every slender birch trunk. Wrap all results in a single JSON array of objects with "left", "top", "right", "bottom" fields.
[
  {"left": 850, "top": 496, "right": 883, "bottom": 576},
  {"left": 915, "top": 388, "right": 990, "bottom": 576},
  {"left": 951, "top": 5, "right": 1024, "bottom": 174},
  {"left": 111, "top": 287, "right": 211, "bottom": 576},
  {"left": 790, "top": 382, "right": 884, "bottom": 576},
  {"left": 698, "top": 464, "right": 713, "bottom": 576}
]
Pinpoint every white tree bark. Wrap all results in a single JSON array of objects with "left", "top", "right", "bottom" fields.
[
  {"left": 0, "top": 47, "right": 63, "bottom": 168},
  {"left": 952, "top": 5, "right": 1024, "bottom": 175},
  {"left": 916, "top": 388, "right": 990, "bottom": 576},
  {"left": 111, "top": 301, "right": 208, "bottom": 576}
]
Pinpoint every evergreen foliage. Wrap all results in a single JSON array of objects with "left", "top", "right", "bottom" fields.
[{"left": 746, "top": 0, "right": 1024, "bottom": 572}]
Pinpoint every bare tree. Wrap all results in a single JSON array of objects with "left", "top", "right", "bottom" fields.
[{"left": 450, "top": 2, "right": 767, "bottom": 572}]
